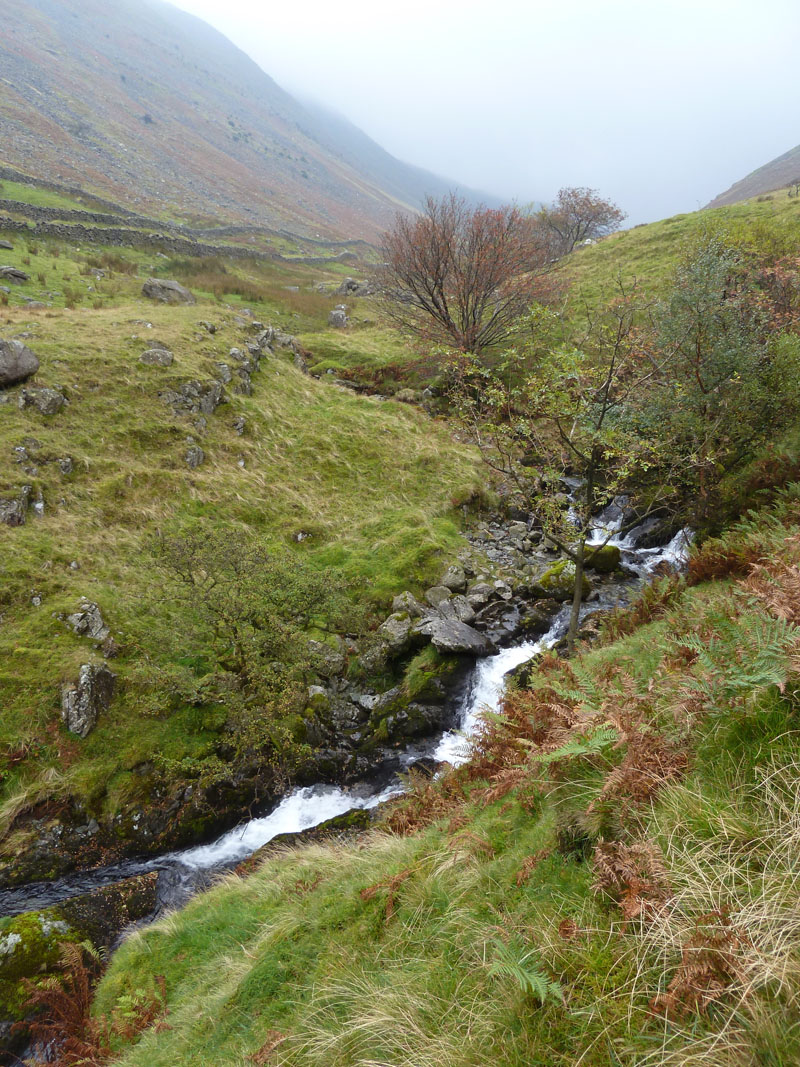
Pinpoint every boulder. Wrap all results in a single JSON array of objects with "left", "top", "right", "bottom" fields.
[
  {"left": 532, "top": 560, "right": 591, "bottom": 602},
  {"left": 140, "top": 347, "right": 174, "bottom": 367},
  {"left": 18, "top": 386, "right": 65, "bottom": 415},
  {"left": 424, "top": 585, "right": 452, "bottom": 609},
  {"left": 391, "top": 591, "right": 425, "bottom": 618},
  {"left": 141, "top": 278, "right": 195, "bottom": 305},
  {"left": 306, "top": 685, "right": 330, "bottom": 713},
  {"left": 0, "top": 485, "right": 31, "bottom": 526},
  {"left": 585, "top": 544, "right": 622, "bottom": 573},
  {"left": 413, "top": 616, "right": 495, "bottom": 656},
  {"left": 328, "top": 306, "right": 348, "bottom": 328},
  {"left": 61, "top": 664, "right": 116, "bottom": 738},
  {"left": 0, "top": 240, "right": 13, "bottom": 251},
  {"left": 436, "top": 595, "right": 476, "bottom": 625},
  {"left": 378, "top": 612, "right": 416, "bottom": 656},
  {"left": 440, "top": 564, "right": 467, "bottom": 593},
  {"left": 65, "top": 600, "right": 109, "bottom": 641},
  {"left": 308, "top": 639, "right": 346, "bottom": 679},
  {"left": 0, "top": 265, "right": 28, "bottom": 284},
  {"left": 0, "top": 339, "right": 39, "bottom": 388}
]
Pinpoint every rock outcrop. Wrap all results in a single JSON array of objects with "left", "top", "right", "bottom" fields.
[
  {"left": 18, "top": 386, "right": 65, "bottom": 415},
  {"left": 61, "top": 664, "right": 116, "bottom": 738}
]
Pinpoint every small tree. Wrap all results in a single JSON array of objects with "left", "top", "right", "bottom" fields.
[
  {"left": 538, "top": 187, "right": 626, "bottom": 258},
  {"left": 377, "top": 193, "right": 552, "bottom": 355},
  {"left": 453, "top": 288, "right": 672, "bottom": 651}
]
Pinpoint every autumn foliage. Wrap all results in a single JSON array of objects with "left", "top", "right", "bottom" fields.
[{"left": 377, "top": 193, "right": 554, "bottom": 354}]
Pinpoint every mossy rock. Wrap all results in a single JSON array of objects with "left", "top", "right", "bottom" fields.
[
  {"left": 585, "top": 544, "right": 621, "bottom": 573},
  {"left": 0, "top": 910, "right": 78, "bottom": 1020},
  {"left": 532, "top": 559, "right": 592, "bottom": 602}
]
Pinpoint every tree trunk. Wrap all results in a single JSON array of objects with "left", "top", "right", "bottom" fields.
[{"left": 566, "top": 539, "right": 585, "bottom": 654}]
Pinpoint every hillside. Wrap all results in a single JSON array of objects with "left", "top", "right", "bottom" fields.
[
  {"left": 708, "top": 142, "right": 800, "bottom": 208},
  {"left": 0, "top": 0, "right": 480, "bottom": 240},
  {"left": 4, "top": 181, "right": 800, "bottom": 1067}
]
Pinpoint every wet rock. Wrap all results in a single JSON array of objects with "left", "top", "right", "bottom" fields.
[
  {"left": 141, "top": 278, "right": 195, "bottom": 305},
  {"left": 0, "top": 338, "right": 39, "bottom": 388},
  {"left": 532, "top": 560, "right": 591, "bottom": 602},
  {"left": 58, "top": 871, "right": 159, "bottom": 948},
  {"left": 140, "top": 347, "right": 174, "bottom": 366},
  {"left": 0, "top": 485, "right": 31, "bottom": 526},
  {"left": 185, "top": 445, "right": 205, "bottom": 469},
  {"left": 60, "top": 663, "right": 116, "bottom": 738},
  {"left": 585, "top": 544, "right": 621, "bottom": 573},
  {"left": 65, "top": 600, "right": 109, "bottom": 641},
  {"left": 18, "top": 386, "right": 65, "bottom": 415}
]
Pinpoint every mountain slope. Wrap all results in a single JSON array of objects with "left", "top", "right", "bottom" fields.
[
  {"left": 0, "top": 0, "right": 478, "bottom": 239},
  {"left": 708, "top": 142, "right": 800, "bottom": 207}
]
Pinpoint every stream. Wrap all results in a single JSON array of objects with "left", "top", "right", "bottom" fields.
[{"left": 0, "top": 518, "right": 691, "bottom": 922}]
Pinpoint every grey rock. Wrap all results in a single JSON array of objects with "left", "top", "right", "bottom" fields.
[
  {"left": 198, "top": 320, "right": 217, "bottom": 334},
  {"left": 232, "top": 416, "right": 246, "bottom": 436},
  {"left": 0, "top": 240, "right": 13, "bottom": 250},
  {"left": 66, "top": 600, "right": 109, "bottom": 641},
  {"left": 141, "top": 278, "right": 195, "bottom": 305},
  {"left": 61, "top": 664, "right": 116, "bottom": 738},
  {"left": 3, "top": 485, "right": 33, "bottom": 526},
  {"left": 185, "top": 445, "right": 204, "bottom": 469},
  {"left": 493, "top": 580, "right": 514, "bottom": 601},
  {"left": 413, "top": 616, "right": 495, "bottom": 656},
  {"left": 0, "top": 265, "right": 29, "bottom": 284},
  {"left": 58, "top": 457, "right": 74, "bottom": 475},
  {"left": 378, "top": 612, "right": 415, "bottom": 656},
  {"left": 436, "top": 594, "right": 476, "bottom": 625},
  {"left": 328, "top": 307, "right": 348, "bottom": 328},
  {"left": 308, "top": 639, "right": 346, "bottom": 678},
  {"left": 424, "top": 585, "right": 452, "bottom": 609},
  {"left": 19, "top": 386, "right": 65, "bottom": 416},
  {"left": 161, "top": 380, "right": 226, "bottom": 417},
  {"left": 214, "top": 362, "right": 232, "bottom": 383},
  {"left": 0, "top": 338, "right": 39, "bottom": 387},
  {"left": 140, "top": 348, "right": 174, "bottom": 367},
  {"left": 440, "top": 564, "right": 467, "bottom": 593},
  {"left": 391, "top": 591, "right": 424, "bottom": 618}
]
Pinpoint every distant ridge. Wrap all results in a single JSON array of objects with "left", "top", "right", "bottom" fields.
[
  {"left": 0, "top": 0, "right": 490, "bottom": 240},
  {"left": 708, "top": 143, "right": 800, "bottom": 208}
]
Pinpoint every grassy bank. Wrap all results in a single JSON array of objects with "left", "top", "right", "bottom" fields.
[
  {"left": 94, "top": 485, "right": 800, "bottom": 1065},
  {"left": 0, "top": 233, "right": 482, "bottom": 855}
]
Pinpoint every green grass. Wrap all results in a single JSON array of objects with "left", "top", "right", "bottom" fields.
[
  {"left": 0, "top": 237, "right": 482, "bottom": 841},
  {"left": 0, "top": 178, "right": 99, "bottom": 213},
  {"left": 94, "top": 487, "right": 800, "bottom": 1065},
  {"left": 559, "top": 185, "right": 800, "bottom": 312}
]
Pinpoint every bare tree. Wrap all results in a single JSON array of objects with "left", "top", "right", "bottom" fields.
[
  {"left": 376, "top": 193, "right": 552, "bottom": 355},
  {"left": 538, "top": 187, "right": 626, "bottom": 257}
]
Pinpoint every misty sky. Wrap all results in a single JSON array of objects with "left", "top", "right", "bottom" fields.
[{"left": 167, "top": 0, "right": 798, "bottom": 225}]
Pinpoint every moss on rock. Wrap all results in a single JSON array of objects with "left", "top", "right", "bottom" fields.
[{"left": 533, "top": 559, "right": 592, "bottom": 601}]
